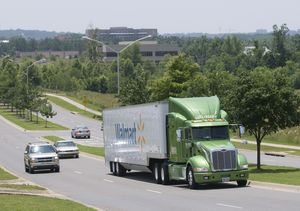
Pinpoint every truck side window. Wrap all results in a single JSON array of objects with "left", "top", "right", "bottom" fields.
[
  {"left": 176, "top": 129, "right": 183, "bottom": 142},
  {"left": 185, "top": 128, "right": 191, "bottom": 141}
]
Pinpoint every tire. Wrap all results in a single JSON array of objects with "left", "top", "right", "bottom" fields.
[
  {"left": 28, "top": 163, "right": 34, "bottom": 174},
  {"left": 87, "top": 136, "right": 90, "bottom": 139},
  {"left": 161, "top": 162, "right": 169, "bottom": 185},
  {"left": 24, "top": 163, "right": 29, "bottom": 173},
  {"left": 153, "top": 163, "right": 162, "bottom": 184},
  {"left": 112, "top": 162, "right": 117, "bottom": 175},
  {"left": 187, "top": 166, "right": 197, "bottom": 189},
  {"left": 116, "top": 162, "right": 126, "bottom": 176},
  {"left": 237, "top": 180, "right": 247, "bottom": 187},
  {"left": 55, "top": 166, "right": 60, "bottom": 173}
]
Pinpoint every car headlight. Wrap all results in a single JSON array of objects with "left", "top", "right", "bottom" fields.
[
  {"left": 193, "top": 167, "right": 209, "bottom": 172},
  {"left": 54, "top": 156, "right": 59, "bottom": 160},
  {"left": 30, "top": 157, "right": 37, "bottom": 162},
  {"left": 240, "top": 164, "right": 248, "bottom": 169}
]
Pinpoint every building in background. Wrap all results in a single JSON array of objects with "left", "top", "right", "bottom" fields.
[
  {"left": 86, "top": 27, "right": 158, "bottom": 42},
  {"left": 100, "top": 41, "right": 179, "bottom": 62},
  {"left": 16, "top": 51, "right": 79, "bottom": 59}
]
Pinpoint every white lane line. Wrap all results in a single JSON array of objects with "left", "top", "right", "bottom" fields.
[
  {"left": 216, "top": 203, "right": 243, "bottom": 209},
  {"left": 104, "top": 179, "right": 114, "bottom": 183},
  {"left": 146, "top": 189, "right": 162, "bottom": 194},
  {"left": 74, "top": 171, "right": 83, "bottom": 174}
]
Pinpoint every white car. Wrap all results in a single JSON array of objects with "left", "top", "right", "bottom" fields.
[
  {"left": 54, "top": 140, "right": 79, "bottom": 158},
  {"left": 71, "top": 126, "right": 91, "bottom": 139}
]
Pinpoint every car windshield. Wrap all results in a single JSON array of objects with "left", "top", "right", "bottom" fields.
[
  {"left": 57, "top": 142, "right": 75, "bottom": 147},
  {"left": 192, "top": 126, "right": 229, "bottom": 140},
  {"left": 30, "top": 145, "right": 55, "bottom": 153},
  {"left": 76, "top": 126, "right": 88, "bottom": 130}
]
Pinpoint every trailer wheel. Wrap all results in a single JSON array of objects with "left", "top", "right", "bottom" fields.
[
  {"left": 112, "top": 162, "right": 117, "bottom": 175},
  {"left": 161, "top": 162, "right": 169, "bottom": 185},
  {"left": 153, "top": 163, "right": 162, "bottom": 184},
  {"left": 187, "top": 166, "right": 197, "bottom": 189},
  {"left": 116, "top": 162, "right": 126, "bottom": 176}
]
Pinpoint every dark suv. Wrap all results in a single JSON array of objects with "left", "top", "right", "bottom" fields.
[{"left": 24, "top": 142, "right": 60, "bottom": 173}]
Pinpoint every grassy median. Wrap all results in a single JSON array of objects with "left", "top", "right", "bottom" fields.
[
  {"left": 0, "top": 106, "right": 68, "bottom": 131},
  {"left": 249, "top": 164, "right": 300, "bottom": 186},
  {"left": 0, "top": 195, "right": 96, "bottom": 211},
  {"left": 43, "top": 136, "right": 104, "bottom": 157},
  {"left": 47, "top": 95, "right": 101, "bottom": 120}
]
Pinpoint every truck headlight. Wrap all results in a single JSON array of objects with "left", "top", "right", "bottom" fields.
[
  {"left": 193, "top": 167, "right": 209, "bottom": 172},
  {"left": 240, "top": 164, "right": 248, "bottom": 169},
  {"left": 54, "top": 156, "right": 59, "bottom": 160},
  {"left": 30, "top": 157, "right": 37, "bottom": 163}
]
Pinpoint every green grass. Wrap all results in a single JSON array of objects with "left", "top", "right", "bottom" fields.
[
  {"left": 47, "top": 90, "right": 120, "bottom": 110},
  {"left": 249, "top": 164, "right": 300, "bottom": 186},
  {"left": 47, "top": 95, "right": 101, "bottom": 120},
  {"left": 0, "top": 184, "right": 46, "bottom": 191},
  {"left": 42, "top": 136, "right": 104, "bottom": 157},
  {"left": 233, "top": 141, "right": 300, "bottom": 156},
  {"left": 0, "top": 195, "right": 96, "bottom": 211},
  {"left": 0, "top": 106, "right": 68, "bottom": 131},
  {"left": 0, "top": 167, "right": 17, "bottom": 180}
]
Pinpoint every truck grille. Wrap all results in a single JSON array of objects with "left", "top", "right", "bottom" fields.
[
  {"left": 211, "top": 149, "right": 237, "bottom": 171},
  {"left": 37, "top": 157, "right": 53, "bottom": 163}
]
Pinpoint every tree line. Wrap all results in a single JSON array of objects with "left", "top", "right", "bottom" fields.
[{"left": 1, "top": 24, "right": 300, "bottom": 168}]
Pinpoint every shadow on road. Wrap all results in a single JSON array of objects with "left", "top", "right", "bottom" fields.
[{"left": 107, "top": 171, "right": 248, "bottom": 190}]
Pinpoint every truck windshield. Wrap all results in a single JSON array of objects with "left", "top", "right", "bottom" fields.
[{"left": 192, "top": 126, "right": 229, "bottom": 140}]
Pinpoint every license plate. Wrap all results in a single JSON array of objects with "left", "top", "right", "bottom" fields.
[{"left": 222, "top": 177, "right": 230, "bottom": 182}]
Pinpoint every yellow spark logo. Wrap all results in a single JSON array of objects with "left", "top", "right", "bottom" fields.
[{"left": 137, "top": 114, "right": 146, "bottom": 145}]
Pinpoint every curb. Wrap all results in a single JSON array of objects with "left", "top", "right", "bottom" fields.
[{"left": 250, "top": 181, "right": 300, "bottom": 193}]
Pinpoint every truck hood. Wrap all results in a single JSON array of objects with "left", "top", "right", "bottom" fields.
[{"left": 196, "top": 140, "right": 236, "bottom": 152}]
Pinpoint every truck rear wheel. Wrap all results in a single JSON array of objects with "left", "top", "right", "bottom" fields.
[
  {"left": 237, "top": 180, "right": 247, "bottom": 187},
  {"left": 187, "top": 166, "right": 197, "bottom": 189},
  {"left": 153, "top": 163, "right": 162, "bottom": 184},
  {"left": 111, "top": 162, "right": 117, "bottom": 175},
  {"left": 161, "top": 163, "right": 169, "bottom": 185}
]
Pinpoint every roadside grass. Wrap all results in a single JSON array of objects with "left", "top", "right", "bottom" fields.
[
  {"left": 233, "top": 141, "right": 300, "bottom": 156},
  {"left": 0, "top": 106, "right": 68, "bottom": 131},
  {"left": 0, "top": 184, "right": 46, "bottom": 191},
  {"left": 0, "top": 195, "right": 96, "bottom": 211},
  {"left": 231, "top": 126, "right": 300, "bottom": 147},
  {"left": 42, "top": 136, "right": 104, "bottom": 157},
  {"left": 0, "top": 167, "right": 17, "bottom": 180},
  {"left": 65, "top": 90, "right": 120, "bottom": 110},
  {"left": 249, "top": 164, "right": 300, "bottom": 186},
  {"left": 47, "top": 95, "right": 101, "bottom": 120},
  {"left": 46, "top": 90, "right": 120, "bottom": 110}
]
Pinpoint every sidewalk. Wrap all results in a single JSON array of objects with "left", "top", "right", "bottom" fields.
[
  {"left": 45, "top": 93, "right": 102, "bottom": 117},
  {"left": 231, "top": 138, "right": 300, "bottom": 150}
]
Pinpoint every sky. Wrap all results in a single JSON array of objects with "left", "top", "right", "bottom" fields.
[{"left": 1, "top": 0, "right": 300, "bottom": 34}]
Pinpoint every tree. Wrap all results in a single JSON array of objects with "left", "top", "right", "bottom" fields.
[
  {"left": 228, "top": 68, "right": 300, "bottom": 169},
  {"left": 119, "top": 64, "right": 149, "bottom": 105},
  {"left": 149, "top": 54, "right": 199, "bottom": 101},
  {"left": 40, "top": 101, "right": 57, "bottom": 128},
  {"left": 272, "top": 24, "right": 289, "bottom": 67}
]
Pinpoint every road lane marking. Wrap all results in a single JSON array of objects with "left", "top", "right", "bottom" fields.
[
  {"left": 216, "top": 203, "right": 243, "bottom": 209},
  {"left": 146, "top": 189, "right": 162, "bottom": 194},
  {"left": 104, "top": 179, "right": 114, "bottom": 183},
  {"left": 74, "top": 171, "right": 83, "bottom": 174}
]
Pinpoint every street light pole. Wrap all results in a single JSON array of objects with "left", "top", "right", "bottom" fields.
[
  {"left": 82, "top": 35, "right": 151, "bottom": 95},
  {"left": 26, "top": 58, "right": 47, "bottom": 94}
]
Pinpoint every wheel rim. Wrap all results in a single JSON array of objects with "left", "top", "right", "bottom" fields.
[
  {"left": 116, "top": 163, "right": 119, "bottom": 174},
  {"left": 161, "top": 167, "right": 164, "bottom": 181}
]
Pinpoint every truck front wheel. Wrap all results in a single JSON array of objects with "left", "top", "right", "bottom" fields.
[
  {"left": 187, "top": 166, "right": 197, "bottom": 189},
  {"left": 153, "top": 163, "right": 162, "bottom": 184}
]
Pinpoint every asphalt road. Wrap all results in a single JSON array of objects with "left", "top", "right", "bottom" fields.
[{"left": 1, "top": 107, "right": 300, "bottom": 210}]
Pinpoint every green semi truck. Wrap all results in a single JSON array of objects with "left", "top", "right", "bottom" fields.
[{"left": 103, "top": 96, "right": 249, "bottom": 189}]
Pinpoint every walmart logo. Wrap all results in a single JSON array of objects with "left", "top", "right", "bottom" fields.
[{"left": 114, "top": 114, "right": 146, "bottom": 145}]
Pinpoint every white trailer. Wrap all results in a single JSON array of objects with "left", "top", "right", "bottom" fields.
[{"left": 103, "top": 101, "right": 168, "bottom": 175}]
